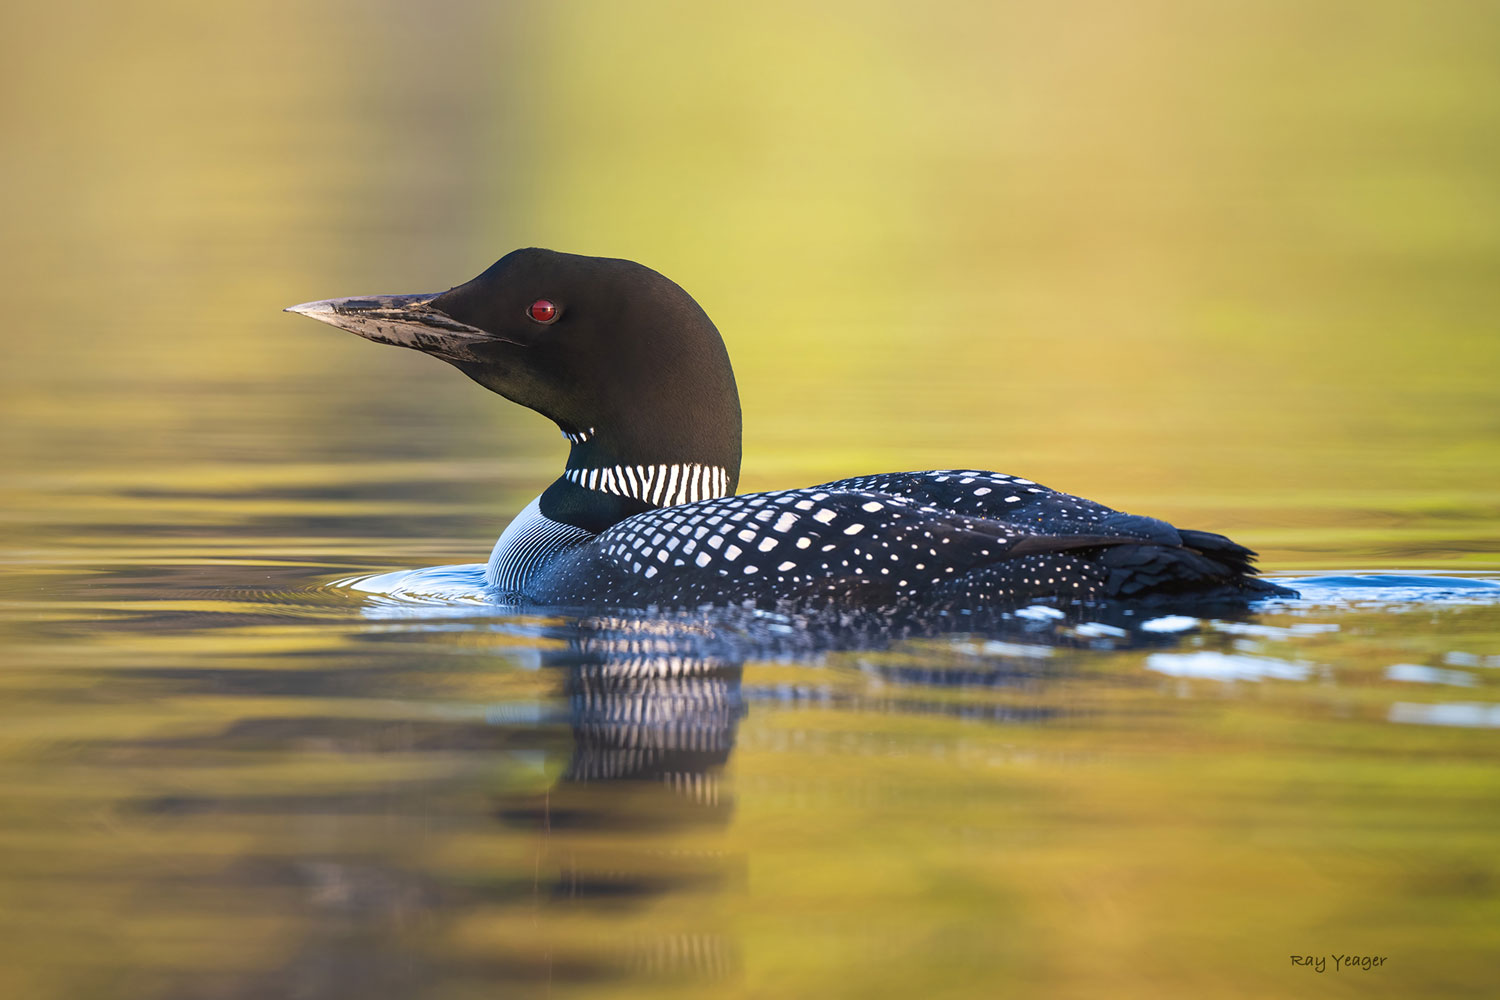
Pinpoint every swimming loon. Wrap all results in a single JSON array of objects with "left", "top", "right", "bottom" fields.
[{"left": 288, "top": 248, "right": 1294, "bottom": 609}]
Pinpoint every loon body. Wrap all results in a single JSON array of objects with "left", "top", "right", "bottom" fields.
[{"left": 288, "top": 249, "right": 1293, "bottom": 610}]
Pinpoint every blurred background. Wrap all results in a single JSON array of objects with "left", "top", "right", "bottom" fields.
[
  {"left": 2, "top": 0, "right": 1496, "bottom": 566},
  {"left": 2, "top": 3, "right": 1500, "bottom": 1000}
]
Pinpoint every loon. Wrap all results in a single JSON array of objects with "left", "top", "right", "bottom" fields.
[{"left": 287, "top": 248, "right": 1294, "bottom": 610}]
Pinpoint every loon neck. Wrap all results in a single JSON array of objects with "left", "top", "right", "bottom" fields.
[{"left": 537, "top": 433, "right": 740, "bottom": 533}]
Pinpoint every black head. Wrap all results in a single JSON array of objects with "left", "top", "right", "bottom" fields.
[{"left": 286, "top": 249, "right": 742, "bottom": 493}]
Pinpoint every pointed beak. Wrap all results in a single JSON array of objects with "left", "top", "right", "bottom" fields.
[{"left": 284, "top": 292, "right": 506, "bottom": 362}]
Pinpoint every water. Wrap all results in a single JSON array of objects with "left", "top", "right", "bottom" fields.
[
  {"left": 4, "top": 1, "right": 1500, "bottom": 997},
  {"left": 5, "top": 526, "right": 1499, "bottom": 999}
]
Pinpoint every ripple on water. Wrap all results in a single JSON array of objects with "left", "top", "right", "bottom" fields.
[
  {"left": 1274, "top": 573, "right": 1500, "bottom": 607},
  {"left": 331, "top": 568, "right": 1500, "bottom": 617},
  {"left": 331, "top": 563, "right": 498, "bottom": 618},
  {"left": 319, "top": 570, "right": 1500, "bottom": 686}
]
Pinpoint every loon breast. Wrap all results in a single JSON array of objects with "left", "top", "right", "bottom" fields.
[{"left": 487, "top": 495, "right": 594, "bottom": 594}]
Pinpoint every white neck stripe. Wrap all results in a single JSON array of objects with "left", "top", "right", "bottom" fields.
[{"left": 565, "top": 462, "right": 731, "bottom": 507}]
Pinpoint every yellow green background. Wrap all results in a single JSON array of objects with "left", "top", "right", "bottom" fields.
[{"left": 3, "top": 0, "right": 1496, "bottom": 569}]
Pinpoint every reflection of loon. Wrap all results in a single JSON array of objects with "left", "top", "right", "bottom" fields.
[
  {"left": 496, "top": 616, "right": 747, "bottom": 982},
  {"left": 504, "top": 619, "right": 744, "bottom": 828},
  {"left": 484, "top": 604, "right": 1186, "bottom": 982},
  {"left": 107, "top": 603, "right": 1244, "bottom": 991},
  {"left": 288, "top": 249, "right": 1294, "bottom": 609}
]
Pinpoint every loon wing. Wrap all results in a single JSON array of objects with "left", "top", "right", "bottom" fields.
[
  {"left": 525, "top": 476, "right": 1287, "bottom": 609},
  {"left": 813, "top": 469, "right": 1182, "bottom": 542},
  {"left": 815, "top": 469, "right": 1285, "bottom": 601}
]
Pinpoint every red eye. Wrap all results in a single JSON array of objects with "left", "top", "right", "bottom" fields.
[{"left": 527, "top": 299, "right": 559, "bottom": 323}]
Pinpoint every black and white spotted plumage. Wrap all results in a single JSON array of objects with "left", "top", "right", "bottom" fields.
[{"left": 512, "top": 470, "right": 1288, "bottom": 609}]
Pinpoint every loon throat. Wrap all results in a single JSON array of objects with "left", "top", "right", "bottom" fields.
[{"left": 287, "top": 247, "right": 1296, "bottom": 610}]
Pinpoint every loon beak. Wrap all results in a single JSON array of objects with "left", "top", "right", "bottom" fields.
[{"left": 284, "top": 292, "right": 506, "bottom": 362}]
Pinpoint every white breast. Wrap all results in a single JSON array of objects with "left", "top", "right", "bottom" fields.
[{"left": 486, "top": 495, "right": 595, "bottom": 595}]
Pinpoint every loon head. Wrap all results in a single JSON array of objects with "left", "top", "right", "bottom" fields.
[{"left": 287, "top": 249, "right": 743, "bottom": 526}]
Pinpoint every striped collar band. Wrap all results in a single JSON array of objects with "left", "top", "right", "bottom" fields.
[{"left": 564, "top": 462, "right": 731, "bottom": 507}]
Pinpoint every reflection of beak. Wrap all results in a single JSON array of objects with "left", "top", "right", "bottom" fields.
[{"left": 284, "top": 292, "right": 511, "bottom": 362}]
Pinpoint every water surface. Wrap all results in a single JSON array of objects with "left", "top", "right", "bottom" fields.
[{"left": 4, "top": 500, "right": 1499, "bottom": 999}]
